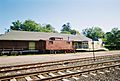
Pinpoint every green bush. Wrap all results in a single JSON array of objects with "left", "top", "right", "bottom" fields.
[{"left": 105, "top": 45, "right": 120, "bottom": 50}]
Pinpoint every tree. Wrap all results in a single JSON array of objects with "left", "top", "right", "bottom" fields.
[
  {"left": 21, "top": 20, "right": 42, "bottom": 31},
  {"left": 61, "top": 31, "right": 71, "bottom": 34},
  {"left": 70, "top": 29, "right": 80, "bottom": 35},
  {"left": 10, "top": 20, "right": 22, "bottom": 30},
  {"left": 42, "top": 24, "right": 57, "bottom": 33},
  {"left": 82, "top": 27, "right": 104, "bottom": 40},
  {"left": 61, "top": 22, "right": 71, "bottom": 32},
  {"left": 61, "top": 22, "right": 80, "bottom": 35},
  {"left": 105, "top": 28, "right": 120, "bottom": 47},
  {"left": 10, "top": 20, "right": 58, "bottom": 33}
]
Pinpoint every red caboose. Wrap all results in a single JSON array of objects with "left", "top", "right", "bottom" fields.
[{"left": 39, "top": 37, "right": 74, "bottom": 53}]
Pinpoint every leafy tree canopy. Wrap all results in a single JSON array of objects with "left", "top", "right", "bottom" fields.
[
  {"left": 61, "top": 23, "right": 71, "bottom": 32},
  {"left": 21, "top": 20, "right": 42, "bottom": 31},
  {"left": 42, "top": 24, "right": 58, "bottom": 33},
  {"left": 105, "top": 28, "right": 120, "bottom": 46},
  {"left": 10, "top": 20, "right": 22, "bottom": 30},
  {"left": 82, "top": 27, "right": 104, "bottom": 41},
  {"left": 61, "top": 22, "right": 80, "bottom": 35},
  {"left": 10, "top": 20, "right": 57, "bottom": 33}
]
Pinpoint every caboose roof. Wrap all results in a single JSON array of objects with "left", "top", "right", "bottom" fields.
[{"left": 0, "top": 30, "right": 92, "bottom": 41}]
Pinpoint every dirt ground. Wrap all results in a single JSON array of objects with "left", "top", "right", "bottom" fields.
[{"left": 0, "top": 51, "right": 120, "bottom": 67}]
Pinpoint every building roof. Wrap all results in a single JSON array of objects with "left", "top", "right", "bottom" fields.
[{"left": 0, "top": 30, "right": 92, "bottom": 41}]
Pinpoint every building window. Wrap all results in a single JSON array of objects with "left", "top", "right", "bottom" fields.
[
  {"left": 82, "top": 42, "right": 88, "bottom": 49},
  {"left": 73, "top": 42, "right": 88, "bottom": 49},
  {"left": 73, "top": 42, "right": 82, "bottom": 49}
]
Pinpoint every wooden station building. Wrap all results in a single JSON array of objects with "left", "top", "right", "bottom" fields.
[{"left": 0, "top": 31, "right": 92, "bottom": 54}]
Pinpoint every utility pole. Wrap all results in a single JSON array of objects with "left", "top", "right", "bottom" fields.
[{"left": 92, "top": 41, "right": 95, "bottom": 61}]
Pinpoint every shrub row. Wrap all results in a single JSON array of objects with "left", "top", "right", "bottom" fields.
[{"left": 105, "top": 45, "right": 120, "bottom": 50}]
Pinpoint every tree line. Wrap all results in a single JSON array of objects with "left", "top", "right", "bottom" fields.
[
  {"left": 10, "top": 20, "right": 57, "bottom": 33},
  {"left": 82, "top": 27, "right": 120, "bottom": 50},
  {"left": 10, "top": 20, "right": 79, "bottom": 35},
  {"left": 9, "top": 19, "right": 120, "bottom": 50}
]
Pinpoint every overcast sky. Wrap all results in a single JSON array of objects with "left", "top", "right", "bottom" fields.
[{"left": 0, "top": 0, "right": 120, "bottom": 34}]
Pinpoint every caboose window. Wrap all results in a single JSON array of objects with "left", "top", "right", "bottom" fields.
[
  {"left": 49, "top": 41, "right": 53, "bottom": 44},
  {"left": 67, "top": 41, "right": 70, "bottom": 44},
  {"left": 49, "top": 37, "right": 63, "bottom": 40}
]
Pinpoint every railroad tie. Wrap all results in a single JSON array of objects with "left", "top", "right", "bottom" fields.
[
  {"left": 102, "top": 66, "right": 106, "bottom": 67},
  {"left": 1, "top": 69, "right": 5, "bottom": 71},
  {"left": 62, "top": 78, "right": 70, "bottom": 81},
  {"left": 63, "top": 64, "right": 67, "bottom": 67},
  {"left": 10, "top": 78, "right": 17, "bottom": 81},
  {"left": 66, "top": 70, "right": 74, "bottom": 73},
  {"left": 98, "top": 71, "right": 104, "bottom": 74},
  {"left": 16, "top": 71, "right": 21, "bottom": 74},
  {"left": 11, "top": 67, "right": 15, "bottom": 70},
  {"left": 26, "top": 70, "right": 31, "bottom": 72},
  {"left": 82, "top": 74, "right": 88, "bottom": 77},
  {"left": 72, "top": 76, "right": 79, "bottom": 80},
  {"left": 58, "top": 71, "right": 65, "bottom": 75},
  {"left": 90, "top": 72, "right": 96, "bottom": 76},
  {"left": 20, "top": 67, "right": 23, "bottom": 69},
  {"left": 105, "top": 70, "right": 110, "bottom": 72},
  {"left": 116, "top": 67, "right": 120, "bottom": 70},
  {"left": 76, "top": 70, "right": 81, "bottom": 72},
  {"left": 5, "top": 72, "right": 10, "bottom": 76},
  {"left": 112, "top": 69, "right": 115, "bottom": 71},
  {"left": 37, "top": 74, "right": 46, "bottom": 79},
  {"left": 49, "top": 72, "right": 57, "bottom": 77},
  {"left": 25, "top": 76, "right": 33, "bottom": 81}
]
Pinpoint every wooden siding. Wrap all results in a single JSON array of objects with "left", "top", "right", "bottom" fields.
[
  {"left": 46, "top": 40, "right": 73, "bottom": 50},
  {"left": 0, "top": 40, "right": 37, "bottom": 50},
  {"left": 0, "top": 39, "right": 74, "bottom": 53},
  {"left": 39, "top": 40, "right": 46, "bottom": 50}
]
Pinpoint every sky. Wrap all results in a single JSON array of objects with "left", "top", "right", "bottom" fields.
[{"left": 0, "top": 0, "right": 120, "bottom": 34}]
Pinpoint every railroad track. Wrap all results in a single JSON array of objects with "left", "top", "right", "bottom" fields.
[
  {"left": 0, "top": 54, "right": 120, "bottom": 76},
  {"left": 38, "top": 63, "right": 120, "bottom": 81},
  {"left": 1, "top": 54, "right": 120, "bottom": 69},
  {"left": 0, "top": 55, "right": 120, "bottom": 81},
  {"left": 0, "top": 59, "right": 120, "bottom": 81}
]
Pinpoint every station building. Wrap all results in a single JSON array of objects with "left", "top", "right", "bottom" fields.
[{"left": 0, "top": 30, "right": 106, "bottom": 54}]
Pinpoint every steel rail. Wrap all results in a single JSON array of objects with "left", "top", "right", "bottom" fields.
[
  {"left": 0, "top": 59, "right": 120, "bottom": 80},
  {"left": 37, "top": 63, "right": 120, "bottom": 81},
  {"left": 0, "top": 58, "right": 95, "bottom": 73},
  {"left": 0, "top": 55, "right": 119, "bottom": 74},
  {"left": 0, "top": 54, "right": 119, "bottom": 72},
  {"left": 1, "top": 54, "right": 119, "bottom": 69},
  {"left": 0, "top": 57, "right": 93, "bottom": 69}
]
